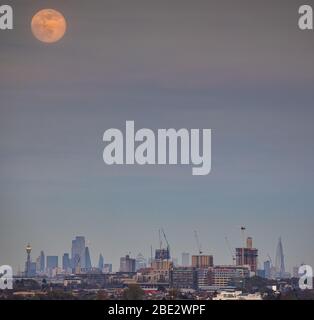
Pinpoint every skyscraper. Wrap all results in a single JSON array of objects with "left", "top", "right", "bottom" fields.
[
  {"left": 135, "top": 253, "right": 147, "bottom": 271},
  {"left": 98, "top": 254, "right": 104, "bottom": 271},
  {"left": 62, "top": 253, "right": 71, "bottom": 271},
  {"left": 39, "top": 250, "right": 45, "bottom": 272},
  {"left": 182, "top": 252, "right": 190, "bottom": 267},
  {"left": 46, "top": 256, "right": 58, "bottom": 270},
  {"left": 120, "top": 254, "right": 136, "bottom": 272},
  {"left": 103, "top": 264, "right": 112, "bottom": 273},
  {"left": 35, "top": 251, "right": 45, "bottom": 273},
  {"left": 71, "top": 236, "right": 86, "bottom": 270},
  {"left": 264, "top": 260, "right": 271, "bottom": 279},
  {"left": 46, "top": 256, "right": 58, "bottom": 277},
  {"left": 36, "top": 255, "right": 41, "bottom": 273},
  {"left": 84, "top": 246, "right": 92, "bottom": 270},
  {"left": 275, "top": 237, "right": 285, "bottom": 279}
]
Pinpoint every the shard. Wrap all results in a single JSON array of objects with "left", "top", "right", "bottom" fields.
[{"left": 275, "top": 237, "right": 285, "bottom": 278}]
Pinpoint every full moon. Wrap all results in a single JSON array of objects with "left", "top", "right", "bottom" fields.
[{"left": 31, "top": 9, "right": 66, "bottom": 43}]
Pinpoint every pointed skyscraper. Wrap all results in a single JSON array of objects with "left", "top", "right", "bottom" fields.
[
  {"left": 85, "top": 246, "right": 92, "bottom": 270},
  {"left": 98, "top": 254, "right": 104, "bottom": 271},
  {"left": 275, "top": 237, "right": 285, "bottom": 278}
]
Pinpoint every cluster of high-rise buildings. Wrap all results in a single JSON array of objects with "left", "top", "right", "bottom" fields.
[
  {"left": 24, "top": 236, "right": 112, "bottom": 278},
  {"left": 22, "top": 234, "right": 298, "bottom": 291},
  {"left": 260, "top": 237, "right": 291, "bottom": 280}
]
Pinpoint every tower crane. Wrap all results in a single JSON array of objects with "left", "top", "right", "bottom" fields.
[
  {"left": 161, "top": 228, "right": 170, "bottom": 261},
  {"left": 158, "top": 229, "right": 163, "bottom": 250},
  {"left": 194, "top": 230, "right": 203, "bottom": 255},
  {"left": 161, "top": 228, "right": 170, "bottom": 253},
  {"left": 225, "top": 237, "right": 236, "bottom": 265},
  {"left": 240, "top": 226, "right": 246, "bottom": 266}
]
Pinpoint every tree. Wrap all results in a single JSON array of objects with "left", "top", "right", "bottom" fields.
[
  {"left": 123, "top": 284, "right": 144, "bottom": 300},
  {"left": 168, "top": 288, "right": 179, "bottom": 300}
]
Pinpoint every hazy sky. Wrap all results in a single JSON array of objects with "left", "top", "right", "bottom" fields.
[{"left": 1, "top": 0, "right": 314, "bottom": 272}]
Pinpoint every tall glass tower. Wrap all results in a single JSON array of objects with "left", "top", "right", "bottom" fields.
[
  {"left": 275, "top": 237, "right": 285, "bottom": 278},
  {"left": 84, "top": 246, "right": 92, "bottom": 270},
  {"left": 98, "top": 254, "right": 104, "bottom": 270},
  {"left": 71, "top": 236, "right": 86, "bottom": 270}
]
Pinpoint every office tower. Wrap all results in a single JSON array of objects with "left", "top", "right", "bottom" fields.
[
  {"left": 29, "top": 262, "right": 37, "bottom": 276},
  {"left": 264, "top": 260, "right": 271, "bottom": 279},
  {"left": 103, "top": 264, "right": 112, "bottom": 273},
  {"left": 62, "top": 253, "right": 71, "bottom": 271},
  {"left": 71, "top": 236, "right": 86, "bottom": 270},
  {"left": 39, "top": 250, "right": 45, "bottom": 272},
  {"left": 36, "top": 255, "right": 41, "bottom": 273},
  {"left": 24, "top": 243, "right": 32, "bottom": 277},
  {"left": 120, "top": 254, "right": 136, "bottom": 272},
  {"left": 235, "top": 237, "right": 258, "bottom": 272},
  {"left": 191, "top": 255, "right": 213, "bottom": 268},
  {"left": 46, "top": 256, "right": 58, "bottom": 270},
  {"left": 275, "top": 237, "right": 285, "bottom": 279},
  {"left": 98, "top": 254, "right": 104, "bottom": 270},
  {"left": 46, "top": 256, "right": 59, "bottom": 278},
  {"left": 182, "top": 252, "right": 190, "bottom": 267},
  {"left": 84, "top": 246, "right": 92, "bottom": 270},
  {"left": 35, "top": 250, "right": 45, "bottom": 273},
  {"left": 135, "top": 253, "right": 147, "bottom": 271}
]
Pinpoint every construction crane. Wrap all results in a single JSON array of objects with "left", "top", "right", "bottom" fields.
[
  {"left": 225, "top": 237, "right": 236, "bottom": 265},
  {"left": 240, "top": 226, "right": 246, "bottom": 266},
  {"left": 194, "top": 230, "right": 203, "bottom": 255},
  {"left": 161, "top": 228, "right": 170, "bottom": 261},
  {"left": 161, "top": 228, "right": 170, "bottom": 252},
  {"left": 155, "top": 228, "right": 170, "bottom": 261},
  {"left": 158, "top": 229, "right": 163, "bottom": 250}
]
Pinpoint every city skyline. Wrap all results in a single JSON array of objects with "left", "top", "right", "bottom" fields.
[{"left": 18, "top": 233, "right": 302, "bottom": 275}]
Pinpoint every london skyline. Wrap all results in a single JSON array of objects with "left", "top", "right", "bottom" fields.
[{"left": 18, "top": 233, "right": 299, "bottom": 275}]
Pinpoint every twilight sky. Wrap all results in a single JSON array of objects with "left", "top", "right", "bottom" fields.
[{"left": 0, "top": 0, "right": 314, "bottom": 272}]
